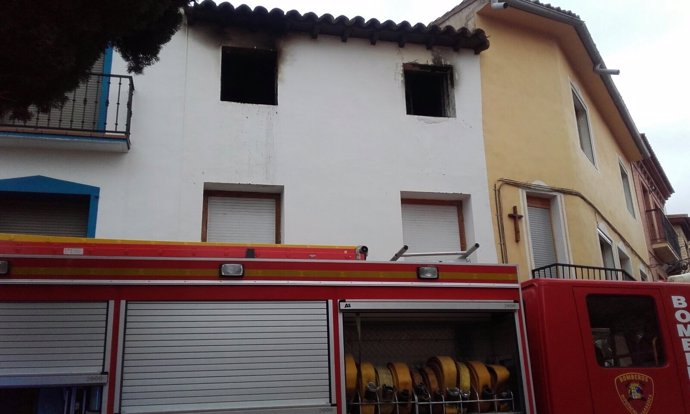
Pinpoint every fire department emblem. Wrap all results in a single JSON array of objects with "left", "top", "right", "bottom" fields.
[{"left": 615, "top": 373, "right": 654, "bottom": 414}]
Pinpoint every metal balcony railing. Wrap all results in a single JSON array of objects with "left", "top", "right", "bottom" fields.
[
  {"left": 1, "top": 73, "right": 134, "bottom": 139},
  {"left": 646, "top": 208, "right": 681, "bottom": 259},
  {"left": 532, "top": 263, "right": 634, "bottom": 281}
]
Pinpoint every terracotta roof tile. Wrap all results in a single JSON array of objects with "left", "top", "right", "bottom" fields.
[{"left": 186, "top": 1, "right": 490, "bottom": 53}]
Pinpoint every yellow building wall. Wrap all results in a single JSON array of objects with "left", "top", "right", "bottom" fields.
[{"left": 444, "top": 9, "right": 649, "bottom": 280}]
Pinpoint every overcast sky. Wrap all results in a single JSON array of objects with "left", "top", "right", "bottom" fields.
[{"left": 225, "top": 0, "right": 690, "bottom": 214}]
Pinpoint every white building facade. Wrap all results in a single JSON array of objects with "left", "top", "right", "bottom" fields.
[{"left": 0, "top": 2, "right": 497, "bottom": 262}]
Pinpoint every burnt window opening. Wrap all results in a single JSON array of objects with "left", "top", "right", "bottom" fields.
[
  {"left": 404, "top": 63, "right": 455, "bottom": 118},
  {"left": 221, "top": 47, "right": 277, "bottom": 105}
]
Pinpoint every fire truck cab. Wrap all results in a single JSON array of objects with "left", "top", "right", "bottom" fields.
[{"left": 522, "top": 277, "right": 690, "bottom": 413}]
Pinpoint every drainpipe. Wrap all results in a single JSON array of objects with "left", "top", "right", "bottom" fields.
[
  {"left": 494, "top": 182, "right": 509, "bottom": 263},
  {"left": 490, "top": 0, "right": 508, "bottom": 10}
]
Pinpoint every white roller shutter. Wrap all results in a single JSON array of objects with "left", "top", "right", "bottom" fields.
[
  {"left": 402, "top": 203, "right": 461, "bottom": 254},
  {"left": 206, "top": 196, "right": 276, "bottom": 243},
  {"left": 0, "top": 302, "right": 108, "bottom": 384},
  {"left": 528, "top": 204, "right": 557, "bottom": 269},
  {"left": 121, "top": 301, "right": 330, "bottom": 413},
  {"left": 0, "top": 193, "right": 89, "bottom": 237}
]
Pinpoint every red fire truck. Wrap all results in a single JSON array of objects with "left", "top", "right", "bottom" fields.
[
  {"left": 0, "top": 234, "right": 688, "bottom": 414},
  {"left": 522, "top": 277, "right": 690, "bottom": 414}
]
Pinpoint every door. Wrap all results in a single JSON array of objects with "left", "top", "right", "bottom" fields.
[
  {"left": 527, "top": 196, "right": 557, "bottom": 270},
  {"left": 574, "top": 287, "right": 685, "bottom": 413}
]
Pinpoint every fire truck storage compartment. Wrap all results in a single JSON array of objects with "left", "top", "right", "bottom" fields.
[
  {"left": 340, "top": 300, "right": 525, "bottom": 414},
  {"left": 119, "top": 301, "right": 333, "bottom": 414},
  {"left": 0, "top": 302, "right": 109, "bottom": 414}
]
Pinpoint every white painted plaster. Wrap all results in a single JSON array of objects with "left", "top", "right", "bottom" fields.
[{"left": 0, "top": 23, "right": 496, "bottom": 262}]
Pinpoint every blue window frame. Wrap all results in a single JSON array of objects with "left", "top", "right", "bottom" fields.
[
  {"left": 0, "top": 176, "right": 100, "bottom": 237},
  {"left": 97, "top": 46, "right": 114, "bottom": 131}
]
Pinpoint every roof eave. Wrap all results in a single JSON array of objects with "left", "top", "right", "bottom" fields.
[
  {"left": 668, "top": 215, "right": 690, "bottom": 239},
  {"left": 639, "top": 133, "right": 674, "bottom": 198},
  {"left": 503, "top": 0, "right": 650, "bottom": 159},
  {"left": 185, "top": 1, "right": 490, "bottom": 53}
]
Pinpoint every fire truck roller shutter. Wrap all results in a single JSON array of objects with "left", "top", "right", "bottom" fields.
[
  {"left": 0, "top": 302, "right": 108, "bottom": 387},
  {"left": 120, "top": 301, "right": 332, "bottom": 414}
]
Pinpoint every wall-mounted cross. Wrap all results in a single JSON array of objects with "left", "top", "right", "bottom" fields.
[{"left": 508, "top": 205, "right": 524, "bottom": 243}]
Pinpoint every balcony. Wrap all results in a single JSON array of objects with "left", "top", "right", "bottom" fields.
[
  {"left": 646, "top": 208, "right": 681, "bottom": 263},
  {"left": 0, "top": 73, "right": 134, "bottom": 152},
  {"left": 532, "top": 263, "right": 634, "bottom": 281}
]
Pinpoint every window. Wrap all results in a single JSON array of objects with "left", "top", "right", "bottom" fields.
[
  {"left": 587, "top": 295, "right": 664, "bottom": 367},
  {"left": 620, "top": 164, "right": 635, "bottom": 217},
  {"left": 599, "top": 231, "right": 616, "bottom": 280},
  {"left": 640, "top": 269, "right": 650, "bottom": 282},
  {"left": 401, "top": 199, "right": 465, "bottom": 258},
  {"left": 221, "top": 47, "right": 277, "bottom": 105},
  {"left": 0, "top": 176, "right": 99, "bottom": 237},
  {"left": 618, "top": 248, "right": 635, "bottom": 281},
  {"left": 0, "top": 193, "right": 89, "bottom": 237},
  {"left": 202, "top": 191, "right": 280, "bottom": 243},
  {"left": 572, "top": 87, "right": 594, "bottom": 164},
  {"left": 618, "top": 248, "right": 634, "bottom": 281},
  {"left": 527, "top": 196, "right": 557, "bottom": 269},
  {"left": 404, "top": 63, "right": 455, "bottom": 117}
]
